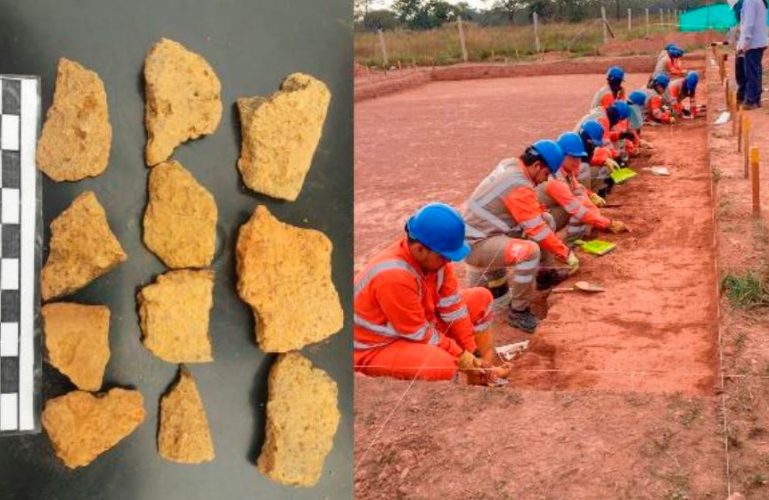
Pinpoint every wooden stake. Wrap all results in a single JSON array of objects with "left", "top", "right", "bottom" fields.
[
  {"left": 743, "top": 116, "right": 751, "bottom": 179},
  {"left": 645, "top": 8, "right": 650, "bottom": 35},
  {"left": 628, "top": 8, "right": 632, "bottom": 31},
  {"left": 457, "top": 16, "right": 468, "bottom": 63},
  {"left": 533, "top": 12, "right": 541, "bottom": 53},
  {"left": 738, "top": 107, "right": 744, "bottom": 151},
  {"left": 725, "top": 79, "right": 731, "bottom": 112},
  {"left": 601, "top": 7, "right": 608, "bottom": 43},
  {"left": 751, "top": 147, "right": 760, "bottom": 215},
  {"left": 377, "top": 29, "right": 389, "bottom": 68}
]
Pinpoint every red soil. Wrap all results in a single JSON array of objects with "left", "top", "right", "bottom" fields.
[{"left": 354, "top": 51, "right": 769, "bottom": 499}]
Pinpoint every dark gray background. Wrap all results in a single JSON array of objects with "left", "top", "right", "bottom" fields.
[{"left": 0, "top": 0, "right": 352, "bottom": 498}]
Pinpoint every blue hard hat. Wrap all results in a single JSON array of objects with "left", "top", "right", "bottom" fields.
[
  {"left": 670, "top": 47, "right": 684, "bottom": 58},
  {"left": 579, "top": 119, "right": 606, "bottom": 146},
  {"left": 652, "top": 72, "right": 670, "bottom": 89},
  {"left": 557, "top": 132, "right": 588, "bottom": 158},
  {"left": 665, "top": 43, "right": 677, "bottom": 51},
  {"left": 628, "top": 90, "right": 648, "bottom": 106},
  {"left": 666, "top": 43, "right": 680, "bottom": 55},
  {"left": 531, "top": 139, "right": 565, "bottom": 174},
  {"left": 606, "top": 65, "right": 624, "bottom": 84},
  {"left": 685, "top": 71, "right": 699, "bottom": 92},
  {"left": 609, "top": 100, "right": 631, "bottom": 121},
  {"left": 406, "top": 203, "right": 470, "bottom": 261}
]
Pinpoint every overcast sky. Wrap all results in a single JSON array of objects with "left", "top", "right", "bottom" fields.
[{"left": 369, "top": 0, "right": 491, "bottom": 10}]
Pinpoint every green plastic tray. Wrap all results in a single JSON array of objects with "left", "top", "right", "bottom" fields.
[
  {"left": 575, "top": 239, "right": 617, "bottom": 256},
  {"left": 610, "top": 167, "right": 638, "bottom": 184}
]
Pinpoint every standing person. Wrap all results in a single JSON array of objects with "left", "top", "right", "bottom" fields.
[
  {"left": 728, "top": 0, "right": 746, "bottom": 104},
  {"left": 462, "top": 140, "right": 579, "bottom": 333},
  {"left": 736, "top": 0, "right": 768, "bottom": 109}
]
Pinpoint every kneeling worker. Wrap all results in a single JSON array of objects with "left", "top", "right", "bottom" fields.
[
  {"left": 537, "top": 132, "right": 630, "bottom": 244},
  {"left": 463, "top": 140, "right": 579, "bottom": 333},
  {"left": 354, "top": 203, "right": 498, "bottom": 383}
]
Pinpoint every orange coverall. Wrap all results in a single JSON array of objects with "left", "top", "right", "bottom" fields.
[
  {"left": 666, "top": 78, "right": 697, "bottom": 117},
  {"left": 590, "top": 85, "right": 627, "bottom": 110},
  {"left": 539, "top": 170, "right": 611, "bottom": 240},
  {"left": 354, "top": 239, "right": 493, "bottom": 381},
  {"left": 646, "top": 91, "right": 673, "bottom": 123},
  {"left": 654, "top": 51, "right": 685, "bottom": 78},
  {"left": 576, "top": 108, "right": 623, "bottom": 166}
]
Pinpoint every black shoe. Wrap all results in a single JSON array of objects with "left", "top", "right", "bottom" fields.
[
  {"left": 507, "top": 307, "right": 538, "bottom": 333},
  {"left": 536, "top": 268, "right": 570, "bottom": 290},
  {"left": 743, "top": 102, "right": 759, "bottom": 110}
]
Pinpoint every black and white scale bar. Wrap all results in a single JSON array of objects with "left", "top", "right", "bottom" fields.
[{"left": 0, "top": 75, "right": 40, "bottom": 434}]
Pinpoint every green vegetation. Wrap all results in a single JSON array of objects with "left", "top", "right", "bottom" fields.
[{"left": 721, "top": 270, "right": 769, "bottom": 309}]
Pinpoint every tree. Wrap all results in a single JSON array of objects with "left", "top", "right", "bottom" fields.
[
  {"left": 492, "top": 0, "right": 528, "bottom": 22},
  {"left": 363, "top": 9, "right": 399, "bottom": 31},
  {"left": 354, "top": 0, "right": 373, "bottom": 22}
]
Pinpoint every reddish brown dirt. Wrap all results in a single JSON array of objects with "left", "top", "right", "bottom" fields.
[
  {"left": 356, "top": 53, "right": 706, "bottom": 102},
  {"left": 601, "top": 32, "right": 710, "bottom": 56},
  {"left": 354, "top": 67, "right": 738, "bottom": 498},
  {"left": 706, "top": 50, "right": 769, "bottom": 497},
  {"left": 355, "top": 378, "right": 724, "bottom": 499},
  {"left": 355, "top": 73, "right": 718, "bottom": 395}
]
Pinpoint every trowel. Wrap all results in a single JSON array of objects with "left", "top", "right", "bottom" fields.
[{"left": 552, "top": 280, "right": 606, "bottom": 293}]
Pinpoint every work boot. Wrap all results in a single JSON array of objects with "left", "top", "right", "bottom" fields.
[
  {"left": 506, "top": 307, "right": 538, "bottom": 333},
  {"left": 536, "top": 268, "right": 570, "bottom": 290}
]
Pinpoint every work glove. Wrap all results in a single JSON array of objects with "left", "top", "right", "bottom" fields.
[
  {"left": 589, "top": 192, "right": 606, "bottom": 208},
  {"left": 639, "top": 139, "right": 653, "bottom": 149},
  {"left": 604, "top": 158, "right": 620, "bottom": 172},
  {"left": 457, "top": 350, "right": 483, "bottom": 372},
  {"left": 566, "top": 250, "right": 580, "bottom": 276},
  {"left": 669, "top": 116, "right": 676, "bottom": 125},
  {"left": 607, "top": 219, "right": 630, "bottom": 234}
]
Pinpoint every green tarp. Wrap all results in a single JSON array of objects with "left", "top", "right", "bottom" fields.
[
  {"left": 680, "top": 2, "right": 769, "bottom": 32},
  {"left": 679, "top": 4, "right": 737, "bottom": 31}
]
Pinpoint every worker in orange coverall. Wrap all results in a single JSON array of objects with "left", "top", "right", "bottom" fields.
[
  {"left": 536, "top": 132, "right": 630, "bottom": 244},
  {"left": 462, "top": 140, "right": 579, "bottom": 334},
  {"left": 666, "top": 71, "right": 700, "bottom": 119},
  {"left": 645, "top": 73, "right": 675, "bottom": 124},
  {"left": 590, "top": 65, "right": 627, "bottom": 110},
  {"left": 575, "top": 101, "right": 632, "bottom": 195},
  {"left": 354, "top": 203, "right": 499, "bottom": 382},
  {"left": 654, "top": 43, "right": 685, "bottom": 78}
]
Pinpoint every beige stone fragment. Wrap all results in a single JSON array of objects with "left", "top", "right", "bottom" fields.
[
  {"left": 42, "top": 388, "right": 145, "bottom": 469},
  {"left": 42, "top": 191, "right": 127, "bottom": 301},
  {"left": 144, "top": 38, "right": 222, "bottom": 166},
  {"left": 158, "top": 365, "right": 215, "bottom": 464},
  {"left": 257, "top": 353, "right": 339, "bottom": 487},
  {"left": 237, "top": 73, "right": 330, "bottom": 201},
  {"left": 137, "top": 269, "right": 214, "bottom": 363},
  {"left": 36, "top": 58, "right": 112, "bottom": 182},
  {"left": 236, "top": 206, "right": 342, "bottom": 352},
  {"left": 143, "top": 160, "right": 218, "bottom": 268},
  {"left": 42, "top": 303, "right": 110, "bottom": 391}
]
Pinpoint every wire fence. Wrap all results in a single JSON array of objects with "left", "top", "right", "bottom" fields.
[{"left": 355, "top": 9, "right": 684, "bottom": 68}]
